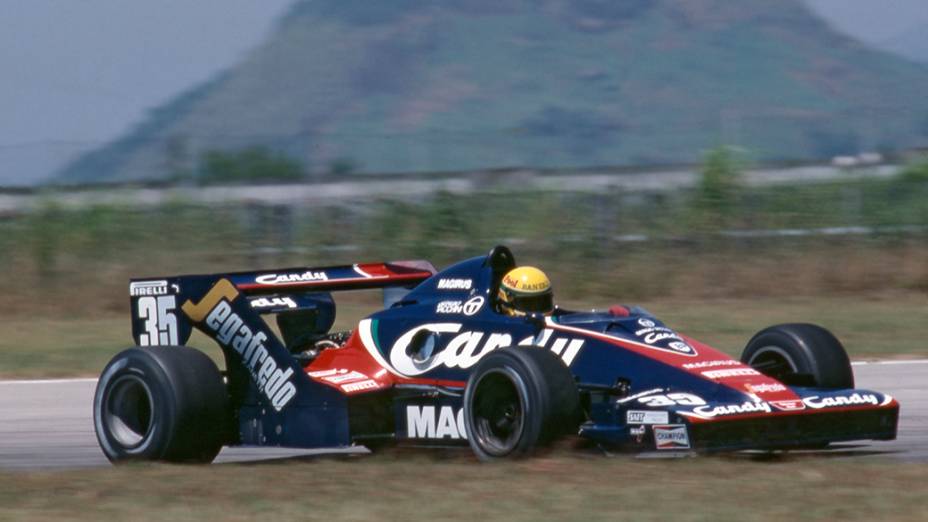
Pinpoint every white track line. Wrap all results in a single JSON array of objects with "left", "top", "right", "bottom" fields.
[
  {"left": 851, "top": 360, "right": 928, "bottom": 366},
  {"left": 0, "top": 378, "right": 98, "bottom": 385},
  {"left": 1, "top": 360, "right": 926, "bottom": 385}
]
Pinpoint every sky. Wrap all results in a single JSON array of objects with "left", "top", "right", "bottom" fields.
[
  {"left": 1, "top": 0, "right": 926, "bottom": 186},
  {"left": 0, "top": 0, "right": 294, "bottom": 186},
  {"left": 804, "top": 0, "right": 928, "bottom": 44}
]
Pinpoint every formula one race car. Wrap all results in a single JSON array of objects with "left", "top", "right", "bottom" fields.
[{"left": 93, "top": 246, "right": 898, "bottom": 462}]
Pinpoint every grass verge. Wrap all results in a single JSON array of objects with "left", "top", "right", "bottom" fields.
[
  {"left": 0, "top": 294, "right": 924, "bottom": 378},
  {"left": 0, "top": 454, "right": 925, "bottom": 521}
]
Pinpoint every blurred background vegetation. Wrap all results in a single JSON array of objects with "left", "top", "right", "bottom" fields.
[
  {"left": 2, "top": 1, "right": 928, "bottom": 373},
  {"left": 4, "top": 151, "right": 927, "bottom": 319}
]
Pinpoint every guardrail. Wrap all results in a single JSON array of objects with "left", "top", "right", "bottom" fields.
[{"left": 0, "top": 163, "right": 902, "bottom": 216}]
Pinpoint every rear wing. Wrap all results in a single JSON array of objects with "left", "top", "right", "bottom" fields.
[
  {"left": 128, "top": 260, "right": 436, "bottom": 348},
  {"left": 126, "top": 259, "right": 436, "bottom": 427},
  {"left": 225, "top": 261, "right": 437, "bottom": 294}
]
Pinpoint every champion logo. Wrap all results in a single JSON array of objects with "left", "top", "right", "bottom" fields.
[{"left": 653, "top": 425, "right": 690, "bottom": 450}]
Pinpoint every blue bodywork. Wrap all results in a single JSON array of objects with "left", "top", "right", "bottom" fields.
[{"left": 128, "top": 247, "right": 899, "bottom": 452}]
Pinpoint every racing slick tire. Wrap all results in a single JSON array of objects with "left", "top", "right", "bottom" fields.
[
  {"left": 741, "top": 323, "right": 853, "bottom": 389},
  {"left": 94, "top": 346, "right": 229, "bottom": 463},
  {"left": 463, "top": 346, "right": 579, "bottom": 461}
]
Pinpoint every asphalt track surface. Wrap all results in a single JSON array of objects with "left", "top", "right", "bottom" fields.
[{"left": 0, "top": 361, "right": 925, "bottom": 470}]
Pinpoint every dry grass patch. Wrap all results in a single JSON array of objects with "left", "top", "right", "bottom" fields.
[{"left": 0, "top": 454, "right": 925, "bottom": 521}]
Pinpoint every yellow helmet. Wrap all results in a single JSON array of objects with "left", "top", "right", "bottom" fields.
[{"left": 498, "top": 266, "right": 554, "bottom": 316}]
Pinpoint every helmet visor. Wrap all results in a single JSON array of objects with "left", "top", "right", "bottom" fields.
[{"left": 511, "top": 291, "right": 554, "bottom": 314}]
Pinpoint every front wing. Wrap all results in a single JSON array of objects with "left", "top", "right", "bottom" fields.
[{"left": 580, "top": 388, "right": 899, "bottom": 452}]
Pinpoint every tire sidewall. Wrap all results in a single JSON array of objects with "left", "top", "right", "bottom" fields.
[
  {"left": 94, "top": 349, "right": 178, "bottom": 462},
  {"left": 742, "top": 324, "right": 853, "bottom": 389},
  {"left": 463, "top": 347, "right": 574, "bottom": 460}
]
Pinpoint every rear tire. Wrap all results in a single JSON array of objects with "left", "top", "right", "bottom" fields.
[
  {"left": 741, "top": 323, "right": 853, "bottom": 389},
  {"left": 463, "top": 347, "right": 579, "bottom": 461},
  {"left": 94, "top": 346, "right": 229, "bottom": 463}
]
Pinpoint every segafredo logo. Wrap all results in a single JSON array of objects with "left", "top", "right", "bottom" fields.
[
  {"left": 182, "top": 279, "right": 296, "bottom": 411},
  {"left": 255, "top": 271, "right": 328, "bottom": 285},
  {"left": 406, "top": 405, "right": 467, "bottom": 440},
  {"left": 360, "top": 321, "right": 584, "bottom": 378},
  {"left": 803, "top": 393, "right": 879, "bottom": 409}
]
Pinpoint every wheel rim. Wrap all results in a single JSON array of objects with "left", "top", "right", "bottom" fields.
[
  {"left": 471, "top": 369, "right": 526, "bottom": 457},
  {"left": 748, "top": 346, "right": 798, "bottom": 382},
  {"left": 104, "top": 375, "right": 154, "bottom": 448}
]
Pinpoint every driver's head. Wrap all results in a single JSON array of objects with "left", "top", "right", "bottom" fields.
[{"left": 498, "top": 266, "right": 554, "bottom": 316}]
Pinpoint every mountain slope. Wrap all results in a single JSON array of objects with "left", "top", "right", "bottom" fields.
[{"left": 58, "top": 0, "right": 928, "bottom": 183}]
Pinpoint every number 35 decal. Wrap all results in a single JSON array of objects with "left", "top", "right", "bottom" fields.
[
  {"left": 637, "top": 393, "right": 706, "bottom": 407},
  {"left": 137, "top": 295, "right": 179, "bottom": 346}
]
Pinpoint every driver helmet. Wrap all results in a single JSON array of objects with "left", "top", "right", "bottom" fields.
[{"left": 498, "top": 266, "right": 554, "bottom": 316}]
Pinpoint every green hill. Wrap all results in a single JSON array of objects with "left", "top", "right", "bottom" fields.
[{"left": 57, "top": 0, "right": 928, "bottom": 183}]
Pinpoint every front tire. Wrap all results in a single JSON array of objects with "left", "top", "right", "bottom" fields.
[
  {"left": 741, "top": 323, "right": 853, "bottom": 389},
  {"left": 463, "top": 347, "right": 579, "bottom": 461},
  {"left": 94, "top": 346, "right": 229, "bottom": 463}
]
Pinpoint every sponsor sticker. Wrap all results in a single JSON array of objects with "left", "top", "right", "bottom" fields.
[
  {"left": 436, "top": 300, "right": 464, "bottom": 314},
  {"left": 342, "top": 379, "right": 379, "bottom": 393},
  {"left": 308, "top": 368, "right": 373, "bottom": 387},
  {"left": 436, "top": 278, "right": 472, "bottom": 290},
  {"left": 324, "top": 370, "right": 369, "bottom": 384},
  {"left": 701, "top": 368, "right": 761, "bottom": 379},
  {"left": 653, "top": 424, "right": 690, "bottom": 450},
  {"left": 250, "top": 297, "right": 298, "bottom": 309},
  {"left": 626, "top": 410, "right": 671, "bottom": 425},
  {"left": 255, "top": 271, "right": 328, "bottom": 285},
  {"left": 462, "top": 296, "right": 485, "bottom": 315},
  {"left": 744, "top": 382, "right": 787, "bottom": 394},
  {"left": 633, "top": 318, "right": 696, "bottom": 356},
  {"left": 682, "top": 360, "right": 741, "bottom": 370},
  {"left": 130, "top": 280, "right": 172, "bottom": 297},
  {"left": 383, "top": 323, "right": 584, "bottom": 377},
  {"left": 406, "top": 405, "right": 467, "bottom": 440},
  {"left": 802, "top": 393, "right": 879, "bottom": 410},
  {"left": 436, "top": 296, "right": 485, "bottom": 316},
  {"left": 685, "top": 400, "right": 772, "bottom": 419},
  {"left": 182, "top": 279, "right": 296, "bottom": 411},
  {"left": 770, "top": 399, "right": 806, "bottom": 411}
]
